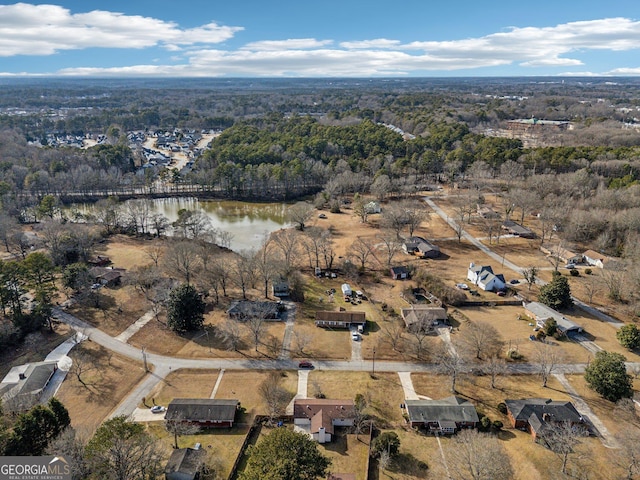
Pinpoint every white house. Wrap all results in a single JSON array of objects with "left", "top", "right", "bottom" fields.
[
  {"left": 523, "top": 302, "right": 583, "bottom": 335},
  {"left": 467, "top": 263, "right": 506, "bottom": 292},
  {"left": 293, "top": 399, "right": 356, "bottom": 443}
]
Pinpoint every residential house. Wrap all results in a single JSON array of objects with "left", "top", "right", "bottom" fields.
[
  {"left": 505, "top": 398, "right": 586, "bottom": 441},
  {"left": 401, "top": 306, "right": 447, "bottom": 332},
  {"left": 164, "top": 448, "right": 204, "bottom": 480},
  {"left": 477, "top": 205, "right": 500, "bottom": 219},
  {"left": 87, "top": 255, "right": 111, "bottom": 267},
  {"left": 582, "top": 250, "right": 621, "bottom": 270},
  {"left": 315, "top": 311, "right": 366, "bottom": 330},
  {"left": 402, "top": 236, "right": 440, "bottom": 258},
  {"left": 467, "top": 263, "right": 506, "bottom": 292},
  {"left": 272, "top": 279, "right": 290, "bottom": 298},
  {"left": 404, "top": 397, "right": 479, "bottom": 434},
  {"left": 0, "top": 361, "right": 58, "bottom": 411},
  {"left": 227, "top": 301, "right": 282, "bottom": 321},
  {"left": 523, "top": 302, "right": 583, "bottom": 335},
  {"left": 502, "top": 220, "right": 535, "bottom": 239},
  {"left": 390, "top": 266, "right": 410, "bottom": 280},
  {"left": 165, "top": 399, "right": 239, "bottom": 428},
  {"left": 364, "top": 201, "right": 381, "bottom": 214},
  {"left": 540, "top": 244, "right": 582, "bottom": 265},
  {"left": 89, "top": 267, "right": 124, "bottom": 287},
  {"left": 293, "top": 399, "right": 356, "bottom": 443}
]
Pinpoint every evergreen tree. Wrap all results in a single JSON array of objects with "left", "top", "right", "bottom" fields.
[
  {"left": 585, "top": 351, "right": 633, "bottom": 402},
  {"left": 538, "top": 271, "right": 572, "bottom": 310},
  {"left": 240, "top": 428, "right": 331, "bottom": 480},
  {"left": 166, "top": 283, "right": 205, "bottom": 333},
  {"left": 617, "top": 324, "right": 640, "bottom": 350}
]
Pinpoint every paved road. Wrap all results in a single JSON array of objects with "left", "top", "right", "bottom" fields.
[{"left": 423, "top": 197, "right": 624, "bottom": 329}]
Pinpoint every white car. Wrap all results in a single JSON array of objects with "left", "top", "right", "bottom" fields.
[
  {"left": 351, "top": 332, "right": 360, "bottom": 341},
  {"left": 565, "top": 263, "right": 577, "bottom": 269},
  {"left": 456, "top": 283, "right": 469, "bottom": 290},
  {"left": 150, "top": 406, "right": 165, "bottom": 413}
]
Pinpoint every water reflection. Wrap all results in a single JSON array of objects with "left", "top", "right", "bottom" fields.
[{"left": 72, "top": 197, "right": 290, "bottom": 252}]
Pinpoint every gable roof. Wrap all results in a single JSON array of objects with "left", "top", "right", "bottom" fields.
[
  {"left": 166, "top": 399, "right": 239, "bottom": 422},
  {"left": 505, "top": 398, "right": 583, "bottom": 434},
  {"left": 293, "top": 398, "right": 356, "bottom": 428},
  {"left": 390, "top": 266, "right": 410, "bottom": 276},
  {"left": 404, "top": 236, "right": 439, "bottom": 254},
  {"left": 502, "top": 220, "right": 535, "bottom": 237},
  {"left": 0, "top": 361, "right": 58, "bottom": 402},
  {"left": 164, "top": 448, "right": 203, "bottom": 480},
  {"left": 524, "top": 302, "right": 582, "bottom": 333},
  {"left": 405, "top": 397, "right": 479, "bottom": 424},
  {"left": 227, "top": 301, "right": 280, "bottom": 319},
  {"left": 401, "top": 306, "right": 447, "bottom": 328}
]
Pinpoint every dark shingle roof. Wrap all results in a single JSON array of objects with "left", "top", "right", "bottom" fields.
[
  {"left": 505, "top": 398, "right": 583, "bottom": 433},
  {"left": 405, "top": 397, "right": 479, "bottom": 424},
  {"left": 166, "top": 399, "right": 239, "bottom": 422},
  {"left": 164, "top": 448, "right": 203, "bottom": 480}
]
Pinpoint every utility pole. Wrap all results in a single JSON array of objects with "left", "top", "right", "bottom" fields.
[{"left": 372, "top": 347, "right": 376, "bottom": 377}]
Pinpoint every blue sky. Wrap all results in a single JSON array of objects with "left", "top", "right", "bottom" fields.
[{"left": 0, "top": 1, "right": 639, "bottom": 77}]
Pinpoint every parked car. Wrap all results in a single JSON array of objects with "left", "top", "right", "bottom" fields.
[
  {"left": 351, "top": 332, "right": 360, "bottom": 341},
  {"left": 298, "top": 361, "right": 314, "bottom": 369},
  {"left": 150, "top": 406, "right": 165, "bottom": 413},
  {"left": 565, "top": 263, "right": 577, "bottom": 269}
]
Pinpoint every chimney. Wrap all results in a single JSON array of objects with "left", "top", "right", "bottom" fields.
[{"left": 19, "top": 373, "right": 26, "bottom": 380}]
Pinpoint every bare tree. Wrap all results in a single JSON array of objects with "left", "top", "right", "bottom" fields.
[
  {"left": 533, "top": 341, "right": 563, "bottom": 388},
  {"left": 436, "top": 343, "right": 465, "bottom": 393},
  {"left": 144, "top": 245, "right": 164, "bottom": 268},
  {"left": 287, "top": 202, "right": 315, "bottom": 231},
  {"left": 259, "top": 372, "right": 292, "bottom": 423},
  {"left": 272, "top": 228, "right": 300, "bottom": 274},
  {"left": 70, "top": 350, "right": 99, "bottom": 388},
  {"left": 162, "top": 240, "right": 200, "bottom": 285},
  {"left": 458, "top": 321, "right": 503, "bottom": 360},
  {"left": 233, "top": 250, "right": 256, "bottom": 300},
  {"left": 217, "top": 318, "right": 242, "bottom": 351},
  {"left": 614, "top": 424, "right": 640, "bottom": 480},
  {"left": 46, "top": 427, "right": 91, "bottom": 480},
  {"left": 254, "top": 234, "right": 278, "bottom": 298},
  {"left": 352, "top": 197, "right": 369, "bottom": 224},
  {"left": 381, "top": 322, "right": 404, "bottom": 352},
  {"left": 603, "top": 270, "right": 625, "bottom": 302},
  {"left": 482, "top": 355, "right": 507, "bottom": 389},
  {"left": 302, "top": 227, "right": 324, "bottom": 270},
  {"left": 452, "top": 213, "right": 466, "bottom": 242},
  {"left": 292, "top": 330, "right": 313, "bottom": 356},
  {"left": 521, "top": 266, "right": 539, "bottom": 290},
  {"left": 448, "top": 429, "right": 514, "bottom": 480},
  {"left": 164, "top": 412, "right": 200, "bottom": 449},
  {"left": 541, "top": 421, "right": 588, "bottom": 475},
  {"left": 481, "top": 215, "right": 502, "bottom": 245},
  {"left": 377, "top": 233, "right": 402, "bottom": 267},
  {"left": 370, "top": 174, "right": 392, "bottom": 202},
  {"left": 583, "top": 274, "right": 600, "bottom": 304},
  {"left": 349, "top": 237, "right": 376, "bottom": 272},
  {"left": 409, "top": 328, "right": 430, "bottom": 360}
]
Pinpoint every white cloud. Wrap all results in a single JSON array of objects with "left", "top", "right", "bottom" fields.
[
  {"left": 607, "top": 67, "right": 640, "bottom": 75},
  {"left": 242, "top": 39, "right": 333, "bottom": 51},
  {"left": 0, "top": 3, "right": 243, "bottom": 56},
  {"left": 340, "top": 39, "right": 401, "bottom": 49},
  {"left": 2, "top": 7, "right": 640, "bottom": 76}
]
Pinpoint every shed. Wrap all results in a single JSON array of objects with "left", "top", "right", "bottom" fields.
[
  {"left": 341, "top": 283, "right": 352, "bottom": 296},
  {"left": 390, "top": 266, "right": 410, "bottom": 280},
  {"left": 164, "top": 448, "right": 204, "bottom": 480}
]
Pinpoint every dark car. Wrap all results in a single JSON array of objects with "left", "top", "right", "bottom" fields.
[{"left": 298, "top": 361, "right": 314, "bottom": 369}]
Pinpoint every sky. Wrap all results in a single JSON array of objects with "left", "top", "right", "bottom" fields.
[{"left": 0, "top": 1, "right": 639, "bottom": 77}]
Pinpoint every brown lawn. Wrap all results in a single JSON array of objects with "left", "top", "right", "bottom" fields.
[
  {"left": 455, "top": 305, "right": 590, "bottom": 364},
  {"left": 56, "top": 341, "right": 146, "bottom": 433},
  {"left": 320, "top": 432, "right": 370, "bottom": 480},
  {"left": 144, "top": 369, "right": 220, "bottom": 408},
  {"left": 307, "top": 371, "right": 405, "bottom": 426},
  {"left": 95, "top": 234, "right": 162, "bottom": 269},
  {"left": 148, "top": 422, "right": 250, "bottom": 478}
]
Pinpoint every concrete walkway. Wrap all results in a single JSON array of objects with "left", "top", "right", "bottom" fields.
[
  {"left": 279, "top": 302, "right": 296, "bottom": 360},
  {"left": 351, "top": 335, "right": 363, "bottom": 361},
  {"left": 436, "top": 326, "right": 458, "bottom": 357},
  {"left": 286, "top": 370, "right": 309, "bottom": 415},
  {"left": 553, "top": 373, "right": 618, "bottom": 448},
  {"left": 210, "top": 369, "right": 225, "bottom": 398},
  {"left": 115, "top": 310, "right": 155, "bottom": 343}
]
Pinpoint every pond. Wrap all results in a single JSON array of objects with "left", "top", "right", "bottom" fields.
[{"left": 68, "top": 197, "right": 290, "bottom": 252}]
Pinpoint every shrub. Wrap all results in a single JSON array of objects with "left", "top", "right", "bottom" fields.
[
  {"left": 497, "top": 402, "right": 507, "bottom": 414},
  {"left": 507, "top": 349, "right": 523, "bottom": 360},
  {"left": 585, "top": 268, "right": 592, "bottom": 275},
  {"left": 479, "top": 415, "right": 492, "bottom": 432},
  {"left": 570, "top": 269, "right": 580, "bottom": 277},
  {"left": 492, "top": 420, "right": 503, "bottom": 431}
]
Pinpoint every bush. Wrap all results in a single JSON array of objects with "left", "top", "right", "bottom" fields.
[
  {"left": 507, "top": 349, "right": 524, "bottom": 360},
  {"left": 617, "top": 323, "right": 640, "bottom": 350},
  {"left": 570, "top": 269, "right": 580, "bottom": 276},
  {"left": 585, "top": 268, "right": 592, "bottom": 275},
  {"left": 492, "top": 420, "right": 503, "bottom": 431},
  {"left": 478, "top": 415, "right": 492, "bottom": 432},
  {"left": 497, "top": 402, "right": 507, "bottom": 414}
]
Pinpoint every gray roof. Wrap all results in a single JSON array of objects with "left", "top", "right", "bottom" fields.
[
  {"left": 166, "top": 399, "right": 239, "bottom": 422},
  {"left": 227, "top": 301, "right": 280, "bottom": 319},
  {"left": 505, "top": 398, "right": 583, "bottom": 434},
  {"left": 165, "top": 448, "right": 203, "bottom": 480},
  {"left": 401, "top": 306, "right": 447, "bottom": 328},
  {"left": 524, "top": 302, "right": 582, "bottom": 333},
  {"left": 405, "top": 397, "right": 479, "bottom": 424}
]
